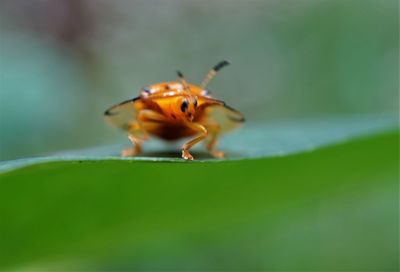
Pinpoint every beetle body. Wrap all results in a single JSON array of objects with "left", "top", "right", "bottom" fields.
[{"left": 104, "top": 61, "right": 244, "bottom": 160}]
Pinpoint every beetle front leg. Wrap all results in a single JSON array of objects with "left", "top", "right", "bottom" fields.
[
  {"left": 182, "top": 122, "right": 208, "bottom": 160},
  {"left": 137, "top": 109, "right": 167, "bottom": 123}
]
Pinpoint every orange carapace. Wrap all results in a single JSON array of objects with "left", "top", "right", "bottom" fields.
[{"left": 104, "top": 60, "right": 245, "bottom": 160}]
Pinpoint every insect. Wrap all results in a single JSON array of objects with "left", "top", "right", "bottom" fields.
[{"left": 104, "top": 60, "right": 244, "bottom": 160}]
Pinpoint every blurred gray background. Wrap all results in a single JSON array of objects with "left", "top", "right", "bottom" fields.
[{"left": 0, "top": 0, "right": 398, "bottom": 160}]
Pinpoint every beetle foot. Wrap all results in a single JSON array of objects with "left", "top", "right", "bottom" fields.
[
  {"left": 182, "top": 149, "right": 194, "bottom": 160},
  {"left": 121, "top": 147, "right": 141, "bottom": 157},
  {"left": 210, "top": 150, "right": 225, "bottom": 159}
]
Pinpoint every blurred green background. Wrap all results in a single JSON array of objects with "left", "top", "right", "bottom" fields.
[{"left": 0, "top": 0, "right": 398, "bottom": 160}]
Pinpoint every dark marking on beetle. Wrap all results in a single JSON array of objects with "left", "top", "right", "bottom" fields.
[
  {"left": 142, "top": 86, "right": 151, "bottom": 93},
  {"left": 181, "top": 99, "right": 188, "bottom": 112},
  {"left": 171, "top": 114, "right": 176, "bottom": 119},
  {"left": 213, "top": 60, "right": 230, "bottom": 72},
  {"left": 104, "top": 96, "right": 140, "bottom": 116},
  {"left": 208, "top": 99, "right": 245, "bottom": 123},
  {"left": 223, "top": 103, "right": 245, "bottom": 122}
]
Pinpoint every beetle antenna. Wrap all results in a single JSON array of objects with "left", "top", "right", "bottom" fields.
[
  {"left": 177, "top": 70, "right": 190, "bottom": 91},
  {"left": 200, "top": 60, "right": 230, "bottom": 89}
]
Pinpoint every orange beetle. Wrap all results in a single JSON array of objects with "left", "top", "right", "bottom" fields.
[{"left": 104, "top": 60, "right": 245, "bottom": 160}]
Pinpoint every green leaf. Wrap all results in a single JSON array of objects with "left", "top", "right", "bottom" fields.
[
  {"left": 0, "top": 114, "right": 396, "bottom": 172},
  {"left": 0, "top": 115, "right": 398, "bottom": 271}
]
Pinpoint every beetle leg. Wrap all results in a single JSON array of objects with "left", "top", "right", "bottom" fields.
[
  {"left": 137, "top": 109, "right": 169, "bottom": 133},
  {"left": 137, "top": 109, "right": 167, "bottom": 123},
  {"left": 205, "top": 125, "right": 224, "bottom": 159},
  {"left": 182, "top": 122, "right": 208, "bottom": 160},
  {"left": 122, "top": 109, "right": 169, "bottom": 157},
  {"left": 121, "top": 123, "right": 148, "bottom": 157},
  {"left": 121, "top": 134, "right": 142, "bottom": 157}
]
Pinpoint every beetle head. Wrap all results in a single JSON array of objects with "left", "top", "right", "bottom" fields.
[{"left": 176, "top": 96, "right": 197, "bottom": 122}]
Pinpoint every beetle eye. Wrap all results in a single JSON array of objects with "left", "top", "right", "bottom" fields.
[
  {"left": 142, "top": 86, "right": 151, "bottom": 93},
  {"left": 181, "top": 99, "right": 188, "bottom": 112}
]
